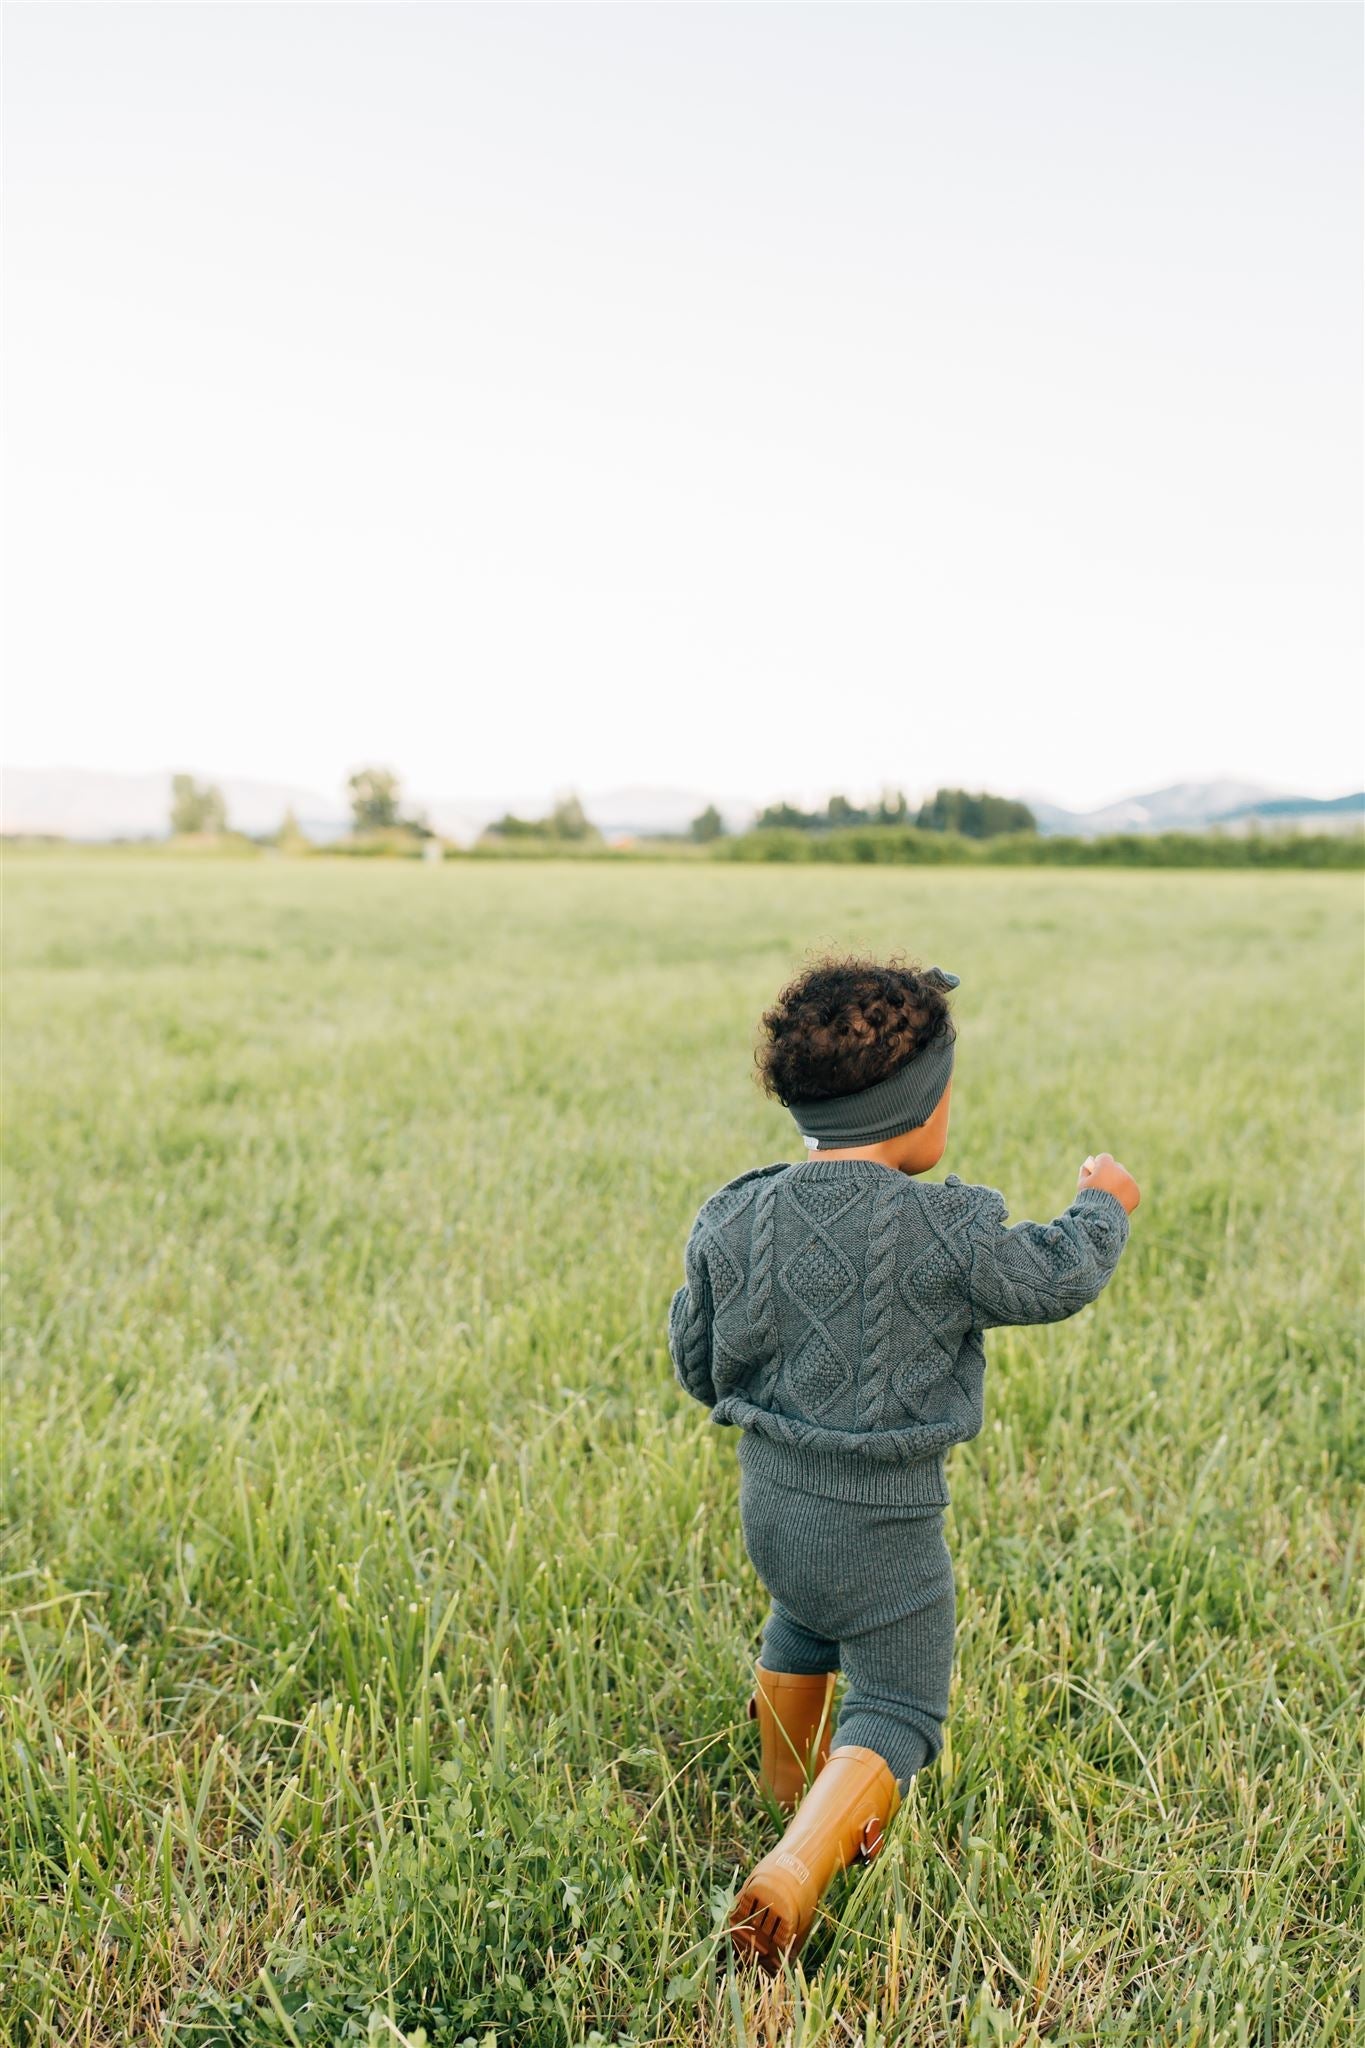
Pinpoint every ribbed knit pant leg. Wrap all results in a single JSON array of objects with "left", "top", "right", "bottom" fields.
[
  {"left": 759, "top": 1599, "right": 841, "bottom": 1676},
  {"left": 738, "top": 1459, "right": 957, "bottom": 1792},
  {"left": 831, "top": 1528, "right": 956, "bottom": 1793}
]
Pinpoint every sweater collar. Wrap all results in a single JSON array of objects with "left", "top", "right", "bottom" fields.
[{"left": 783, "top": 1157, "right": 906, "bottom": 1181}]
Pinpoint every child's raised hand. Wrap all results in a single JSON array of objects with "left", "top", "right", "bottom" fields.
[{"left": 1077, "top": 1152, "right": 1141, "bottom": 1214}]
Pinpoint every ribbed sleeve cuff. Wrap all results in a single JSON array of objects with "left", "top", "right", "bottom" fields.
[{"left": 1072, "top": 1185, "right": 1131, "bottom": 1234}]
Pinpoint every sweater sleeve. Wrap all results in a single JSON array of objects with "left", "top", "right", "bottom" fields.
[
  {"left": 667, "top": 1222, "right": 718, "bottom": 1408},
  {"left": 963, "top": 1183, "right": 1130, "bottom": 1330}
]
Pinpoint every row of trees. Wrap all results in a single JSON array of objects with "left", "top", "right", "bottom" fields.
[
  {"left": 735, "top": 787, "right": 1036, "bottom": 840},
  {"left": 340, "top": 777, "right": 609, "bottom": 845},
  {"left": 916, "top": 788, "right": 1038, "bottom": 838},
  {"left": 480, "top": 794, "right": 601, "bottom": 845},
  {"left": 168, "top": 768, "right": 610, "bottom": 848},
  {"left": 168, "top": 768, "right": 434, "bottom": 843},
  {"left": 170, "top": 772, "right": 1035, "bottom": 848},
  {"left": 534, "top": 787, "right": 1038, "bottom": 846}
]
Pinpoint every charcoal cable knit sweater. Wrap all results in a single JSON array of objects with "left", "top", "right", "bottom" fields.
[{"left": 668, "top": 1159, "right": 1131, "bottom": 1508}]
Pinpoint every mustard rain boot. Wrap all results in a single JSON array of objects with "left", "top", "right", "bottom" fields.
[
  {"left": 746, "top": 1664, "right": 837, "bottom": 1812},
  {"left": 728, "top": 1744, "right": 901, "bottom": 1974}
]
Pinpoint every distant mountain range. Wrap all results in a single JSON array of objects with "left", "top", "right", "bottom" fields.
[
  {"left": 2, "top": 766, "right": 1361, "bottom": 844},
  {"left": 1021, "top": 781, "right": 1365, "bottom": 839},
  {"left": 0, "top": 768, "right": 352, "bottom": 843}
]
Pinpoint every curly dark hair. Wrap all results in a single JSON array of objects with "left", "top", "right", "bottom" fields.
[{"left": 754, "top": 953, "right": 956, "bottom": 1105}]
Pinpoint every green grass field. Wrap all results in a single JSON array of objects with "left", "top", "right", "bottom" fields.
[{"left": 3, "top": 856, "right": 1361, "bottom": 2048}]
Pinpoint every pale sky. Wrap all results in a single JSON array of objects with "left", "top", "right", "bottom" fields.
[{"left": 4, "top": 2, "right": 1362, "bottom": 813}]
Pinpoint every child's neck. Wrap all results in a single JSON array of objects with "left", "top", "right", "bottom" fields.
[{"left": 807, "top": 1137, "right": 939, "bottom": 1177}]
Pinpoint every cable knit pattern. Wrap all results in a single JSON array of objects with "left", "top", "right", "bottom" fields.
[
  {"left": 856, "top": 1175, "right": 903, "bottom": 1433},
  {"left": 667, "top": 1160, "right": 1130, "bottom": 1507},
  {"left": 747, "top": 1176, "right": 782, "bottom": 1407}
]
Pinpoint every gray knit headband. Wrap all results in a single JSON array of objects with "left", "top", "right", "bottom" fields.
[{"left": 785, "top": 967, "right": 960, "bottom": 1150}]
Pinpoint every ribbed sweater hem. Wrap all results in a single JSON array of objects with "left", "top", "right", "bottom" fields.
[{"left": 737, "top": 1426, "right": 951, "bottom": 1508}]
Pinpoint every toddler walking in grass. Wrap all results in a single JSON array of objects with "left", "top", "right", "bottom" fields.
[{"left": 667, "top": 955, "right": 1140, "bottom": 1972}]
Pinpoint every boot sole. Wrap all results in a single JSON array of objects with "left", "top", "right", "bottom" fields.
[{"left": 727, "top": 1886, "right": 804, "bottom": 1974}]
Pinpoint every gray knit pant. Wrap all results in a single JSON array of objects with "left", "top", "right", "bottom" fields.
[{"left": 738, "top": 1463, "right": 956, "bottom": 1793}]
